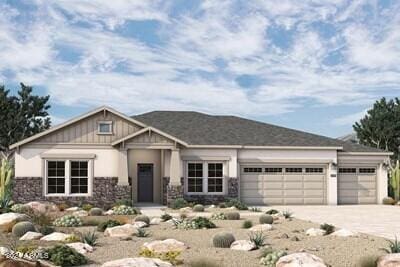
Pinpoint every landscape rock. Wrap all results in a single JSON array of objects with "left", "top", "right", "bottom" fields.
[
  {"left": 249, "top": 224, "right": 273, "bottom": 232},
  {"left": 227, "top": 206, "right": 237, "bottom": 210},
  {"left": 210, "top": 205, "right": 216, "bottom": 208},
  {"left": 331, "top": 229, "right": 358, "bottom": 237},
  {"left": 276, "top": 252, "right": 327, "bottom": 267},
  {"left": 104, "top": 224, "right": 138, "bottom": 238},
  {"left": 101, "top": 257, "right": 172, "bottom": 267},
  {"left": 19, "top": 231, "right": 43, "bottom": 241},
  {"left": 230, "top": 240, "right": 256, "bottom": 251},
  {"left": 142, "top": 239, "right": 187, "bottom": 253},
  {"left": 73, "top": 210, "right": 89, "bottom": 217},
  {"left": 66, "top": 207, "right": 80, "bottom": 212},
  {"left": 0, "top": 246, "right": 11, "bottom": 255},
  {"left": 25, "top": 201, "right": 58, "bottom": 213},
  {"left": 377, "top": 253, "right": 400, "bottom": 267},
  {"left": 280, "top": 233, "right": 289, "bottom": 239},
  {"left": 290, "top": 236, "right": 300, "bottom": 242},
  {"left": 150, "top": 218, "right": 162, "bottom": 225},
  {"left": 306, "top": 228, "right": 326, "bottom": 236},
  {"left": 133, "top": 221, "right": 147, "bottom": 228},
  {"left": 40, "top": 232, "right": 72, "bottom": 241},
  {"left": 105, "top": 210, "right": 114, "bottom": 215},
  {"left": 179, "top": 207, "right": 192, "bottom": 213},
  {"left": 67, "top": 242, "right": 94, "bottom": 254},
  {"left": 0, "top": 213, "right": 30, "bottom": 232}
]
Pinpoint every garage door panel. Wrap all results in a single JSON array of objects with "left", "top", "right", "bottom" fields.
[
  {"left": 359, "top": 189, "right": 376, "bottom": 197},
  {"left": 339, "top": 182, "right": 359, "bottom": 190},
  {"left": 284, "top": 189, "right": 303, "bottom": 197},
  {"left": 304, "top": 176, "right": 324, "bottom": 182},
  {"left": 338, "top": 167, "right": 377, "bottom": 204},
  {"left": 263, "top": 190, "right": 283, "bottom": 197},
  {"left": 304, "top": 182, "right": 324, "bottom": 189},
  {"left": 304, "top": 190, "right": 324, "bottom": 197},
  {"left": 241, "top": 182, "right": 262, "bottom": 190},
  {"left": 305, "top": 198, "right": 325, "bottom": 204},
  {"left": 263, "top": 182, "right": 283, "bottom": 189},
  {"left": 241, "top": 189, "right": 263, "bottom": 196},
  {"left": 264, "top": 176, "right": 284, "bottom": 182},
  {"left": 284, "top": 175, "right": 303, "bottom": 182},
  {"left": 284, "top": 182, "right": 303, "bottom": 189},
  {"left": 359, "top": 176, "right": 376, "bottom": 182},
  {"left": 359, "top": 181, "right": 375, "bottom": 189},
  {"left": 339, "top": 175, "right": 358, "bottom": 183},
  {"left": 359, "top": 197, "right": 376, "bottom": 204},
  {"left": 339, "top": 189, "right": 358, "bottom": 197},
  {"left": 285, "top": 198, "right": 304, "bottom": 204}
]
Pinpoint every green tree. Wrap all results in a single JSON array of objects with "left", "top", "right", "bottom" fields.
[
  {"left": 0, "top": 83, "right": 51, "bottom": 159},
  {"left": 353, "top": 97, "right": 400, "bottom": 159}
]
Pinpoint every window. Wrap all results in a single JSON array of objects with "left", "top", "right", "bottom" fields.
[
  {"left": 208, "top": 163, "right": 223, "bottom": 193},
  {"left": 243, "top": 167, "right": 262, "bottom": 173},
  {"left": 97, "top": 121, "right": 113, "bottom": 134},
  {"left": 305, "top": 168, "right": 324, "bottom": 173},
  {"left": 359, "top": 168, "right": 376, "bottom": 174},
  {"left": 71, "top": 161, "right": 88, "bottom": 194},
  {"left": 265, "top": 168, "right": 282, "bottom": 173},
  {"left": 285, "top": 168, "right": 303, "bottom": 173},
  {"left": 47, "top": 161, "right": 65, "bottom": 194},
  {"left": 339, "top": 168, "right": 356, "bottom": 174},
  {"left": 188, "top": 163, "right": 203, "bottom": 193}
]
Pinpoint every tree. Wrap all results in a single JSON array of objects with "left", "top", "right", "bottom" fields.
[
  {"left": 353, "top": 97, "right": 400, "bottom": 160},
  {"left": 0, "top": 83, "right": 51, "bottom": 159}
]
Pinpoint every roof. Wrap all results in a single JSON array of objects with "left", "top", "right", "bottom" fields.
[{"left": 133, "top": 111, "right": 387, "bottom": 153}]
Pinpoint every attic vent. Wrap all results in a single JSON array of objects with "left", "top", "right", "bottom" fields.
[{"left": 97, "top": 121, "right": 113, "bottom": 135}]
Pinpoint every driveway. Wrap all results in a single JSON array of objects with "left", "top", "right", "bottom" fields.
[{"left": 269, "top": 205, "right": 399, "bottom": 239}]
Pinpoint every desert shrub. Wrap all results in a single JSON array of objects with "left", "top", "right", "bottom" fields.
[
  {"left": 189, "top": 259, "right": 219, "bottom": 267},
  {"left": 213, "top": 232, "right": 235, "bottom": 248},
  {"left": 250, "top": 207, "right": 261, "bottom": 212},
  {"left": 112, "top": 205, "right": 137, "bottom": 215},
  {"left": 135, "top": 215, "right": 150, "bottom": 225},
  {"left": 265, "top": 209, "right": 279, "bottom": 215},
  {"left": 179, "top": 212, "right": 188, "bottom": 220},
  {"left": 249, "top": 231, "right": 267, "bottom": 248},
  {"left": 191, "top": 217, "right": 216, "bottom": 229},
  {"left": 358, "top": 255, "right": 378, "bottom": 267},
  {"left": 320, "top": 223, "right": 335, "bottom": 235},
  {"left": 383, "top": 236, "right": 400, "bottom": 253},
  {"left": 259, "top": 214, "right": 273, "bottom": 224},
  {"left": 65, "top": 234, "right": 82, "bottom": 243},
  {"left": 282, "top": 210, "right": 294, "bottom": 220},
  {"left": 218, "top": 202, "right": 226, "bottom": 208},
  {"left": 383, "top": 197, "right": 396, "bottom": 205},
  {"left": 225, "top": 211, "right": 240, "bottom": 220},
  {"left": 242, "top": 220, "right": 253, "bottom": 229},
  {"left": 136, "top": 228, "right": 150, "bottom": 237},
  {"left": 259, "top": 249, "right": 287, "bottom": 266},
  {"left": 16, "top": 244, "right": 39, "bottom": 255},
  {"left": 53, "top": 215, "right": 83, "bottom": 227},
  {"left": 114, "top": 199, "right": 133, "bottom": 207},
  {"left": 89, "top": 207, "right": 103, "bottom": 216},
  {"left": 97, "top": 219, "right": 122, "bottom": 232},
  {"left": 57, "top": 203, "right": 69, "bottom": 212},
  {"left": 171, "top": 198, "right": 189, "bottom": 209},
  {"left": 10, "top": 204, "right": 33, "bottom": 214},
  {"left": 46, "top": 245, "right": 87, "bottom": 267},
  {"left": 81, "top": 230, "right": 98, "bottom": 246},
  {"left": 12, "top": 221, "right": 36, "bottom": 237},
  {"left": 139, "top": 248, "right": 182, "bottom": 265},
  {"left": 211, "top": 212, "right": 226, "bottom": 220},
  {"left": 38, "top": 225, "right": 55, "bottom": 235},
  {"left": 224, "top": 198, "right": 248, "bottom": 210},
  {"left": 161, "top": 213, "right": 172, "bottom": 222},
  {"left": 193, "top": 204, "right": 205, "bottom": 212},
  {"left": 81, "top": 204, "right": 93, "bottom": 212},
  {"left": 24, "top": 209, "right": 53, "bottom": 227}
]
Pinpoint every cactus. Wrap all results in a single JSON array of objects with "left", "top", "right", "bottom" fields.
[
  {"left": 112, "top": 205, "right": 137, "bottom": 215},
  {"left": 193, "top": 204, "right": 205, "bottom": 212},
  {"left": 89, "top": 208, "right": 103, "bottom": 216},
  {"left": 12, "top": 221, "right": 36, "bottom": 237},
  {"left": 390, "top": 161, "right": 400, "bottom": 201},
  {"left": 225, "top": 211, "right": 240, "bottom": 220},
  {"left": 213, "top": 232, "right": 235, "bottom": 248},
  {"left": 0, "top": 159, "right": 13, "bottom": 211},
  {"left": 53, "top": 215, "right": 83, "bottom": 227},
  {"left": 259, "top": 214, "right": 274, "bottom": 224},
  {"left": 135, "top": 215, "right": 150, "bottom": 225}
]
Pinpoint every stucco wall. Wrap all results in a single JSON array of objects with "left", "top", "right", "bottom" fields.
[{"left": 238, "top": 149, "right": 337, "bottom": 162}]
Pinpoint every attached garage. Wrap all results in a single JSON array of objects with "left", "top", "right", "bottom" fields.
[
  {"left": 338, "top": 167, "right": 377, "bottom": 204},
  {"left": 240, "top": 165, "right": 327, "bottom": 205}
]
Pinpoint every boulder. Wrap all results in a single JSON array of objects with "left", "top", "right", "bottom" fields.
[
  {"left": 331, "top": 229, "right": 358, "bottom": 237},
  {"left": 0, "top": 213, "right": 30, "bottom": 232},
  {"left": 230, "top": 240, "right": 256, "bottom": 251},
  {"left": 19, "top": 231, "right": 43, "bottom": 241},
  {"left": 210, "top": 204, "right": 216, "bottom": 208},
  {"left": 133, "top": 221, "right": 147, "bottom": 228},
  {"left": 142, "top": 239, "right": 187, "bottom": 253},
  {"left": 73, "top": 210, "right": 89, "bottom": 217},
  {"left": 276, "top": 252, "right": 327, "bottom": 267},
  {"left": 40, "top": 232, "right": 72, "bottom": 242},
  {"left": 306, "top": 228, "right": 326, "bottom": 236},
  {"left": 101, "top": 257, "right": 172, "bottom": 267},
  {"left": 377, "top": 253, "right": 400, "bottom": 267},
  {"left": 150, "top": 218, "right": 162, "bottom": 225},
  {"left": 104, "top": 224, "right": 138, "bottom": 238},
  {"left": 0, "top": 246, "right": 11, "bottom": 255},
  {"left": 179, "top": 207, "right": 192, "bottom": 213},
  {"left": 24, "top": 201, "right": 58, "bottom": 213},
  {"left": 66, "top": 207, "right": 80, "bottom": 212},
  {"left": 227, "top": 206, "right": 237, "bottom": 210},
  {"left": 67, "top": 242, "right": 94, "bottom": 254},
  {"left": 105, "top": 210, "right": 114, "bottom": 215},
  {"left": 249, "top": 224, "right": 273, "bottom": 232}
]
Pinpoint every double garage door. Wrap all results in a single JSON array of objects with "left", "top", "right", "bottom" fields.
[
  {"left": 338, "top": 167, "right": 377, "bottom": 204},
  {"left": 240, "top": 165, "right": 327, "bottom": 205}
]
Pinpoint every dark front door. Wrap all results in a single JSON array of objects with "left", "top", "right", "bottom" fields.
[{"left": 138, "top": 164, "right": 154, "bottom": 202}]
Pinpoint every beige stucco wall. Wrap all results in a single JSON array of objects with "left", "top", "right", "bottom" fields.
[
  {"left": 238, "top": 149, "right": 337, "bottom": 162},
  {"left": 128, "top": 149, "right": 161, "bottom": 203}
]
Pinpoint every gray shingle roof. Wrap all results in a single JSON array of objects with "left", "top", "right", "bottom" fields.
[{"left": 132, "top": 111, "right": 385, "bottom": 153}]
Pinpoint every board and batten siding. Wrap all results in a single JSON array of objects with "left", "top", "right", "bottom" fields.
[{"left": 125, "top": 131, "right": 175, "bottom": 145}]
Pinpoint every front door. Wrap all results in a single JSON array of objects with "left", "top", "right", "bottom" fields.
[{"left": 138, "top": 164, "right": 154, "bottom": 202}]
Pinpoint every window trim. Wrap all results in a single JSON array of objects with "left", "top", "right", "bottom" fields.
[
  {"left": 185, "top": 161, "right": 226, "bottom": 195},
  {"left": 44, "top": 159, "right": 93, "bottom": 197},
  {"left": 207, "top": 163, "right": 224, "bottom": 193},
  {"left": 97, "top": 121, "right": 113, "bottom": 135},
  {"left": 187, "top": 162, "right": 204, "bottom": 194}
]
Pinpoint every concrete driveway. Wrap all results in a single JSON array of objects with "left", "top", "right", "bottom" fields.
[{"left": 269, "top": 205, "right": 399, "bottom": 239}]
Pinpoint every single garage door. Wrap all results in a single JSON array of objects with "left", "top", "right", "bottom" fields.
[
  {"left": 240, "top": 166, "right": 327, "bottom": 205},
  {"left": 338, "top": 167, "right": 377, "bottom": 204}
]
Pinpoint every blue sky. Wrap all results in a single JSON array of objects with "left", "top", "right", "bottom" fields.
[{"left": 1, "top": 0, "right": 399, "bottom": 138}]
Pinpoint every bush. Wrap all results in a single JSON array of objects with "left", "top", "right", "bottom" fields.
[
  {"left": 46, "top": 245, "right": 87, "bottom": 267},
  {"left": 383, "top": 197, "right": 396, "bottom": 205},
  {"left": 259, "top": 249, "right": 287, "bottom": 266},
  {"left": 265, "top": 209, "right": 279, "bottom": 215},
  {"left": 250, "top": 207, "right": 261, "bottom": 212},
  {"left": 10, "top": 204, "right": 33, "bottom": 214},
  {"left": 161, "top": 213, "right": 172, "bottom": 222},
  {"left": 383, "top": 236, "right": 400, "bottom": 253},
  {"left": 211, "top": 212, "right": 226, "bottom": 220},
  {"left": 57, "top": 203, "right": 69, "bottom": 212},
  {"left": 81, "top": 230, "right": 98, "bottom": 246},
  {"left": 26, "top": 210, "right": 53, "bottom": 227},
  {"left": 224, "top": 198, "right": 248, "bottom": 210},
  {"left": 249, "top": 231, "right": 267, "bottom": 248},
  {"left": 218, "top": 202, "right": 226, "bottom": 208},
  {"left": 38, "top": 225, "right": 55, "bottom": 235},
  {"left": 171, "top": 198, "right": 189, "bottom": 209},
  {"left": 213, "top": 232, "right": 235, "bottom": 248},
  {"left": 53, "top": 215, "right": 83, "bottom": 227},
  {"left": 112, "top": 205, "right": 137, "bottom": 215},
  {"left": 225, "top": 211, "right": 240, "bottom": 220},
  {"left": 193, "top": 204, "right": 205, "bottom": 212},
  {"left": 282, "top": 210, "right": 294, "bottom": 220},
  {"left": 114, "top": 199, "right": 133, "bottom": 207},
  {"left": 136, "top": 228, "right": 150, "bottom": 237},
  {"left": 135, "top": 215, "right": 150, "bottom": 225},
  {"left": 81, "top": 204, "right": 93, "bottom": 212},
  {"left": 12, "top": 221, "right": 36, "bottom": 237},
  {"left": 259, "top": 214, "right": 273, "bottom": 224},
  {"left": 65, "top": 234, "right": 81, "bottom": 243},
  {"left": 242, "top": 220, "right": 253, "bottom": 229},
  {"left": 97, "top": 219, "right": 122, "bottom": 232},
  {"left": 320, "top": 223, "right": 335, "bottom": 235},
  {"left": 89, "top": 208, "right": 103, "bottom": 216},
  {"left": 191, "top": 217, "right": 216, "bottom": 229},
  {"left": 139, "top": 248, "right": 182, "bottom": 265}
]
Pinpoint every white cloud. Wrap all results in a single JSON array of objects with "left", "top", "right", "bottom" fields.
[{"left": 332, "top": 109, "right": 367, "bottom": 126}]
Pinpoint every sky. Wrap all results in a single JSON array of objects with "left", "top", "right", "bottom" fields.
[{"left": 1, "top": 0, "right": 399, "bottom": 138}]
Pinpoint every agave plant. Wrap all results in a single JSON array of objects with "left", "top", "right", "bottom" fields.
[
  {"left": 390, "top": 161, "right": 400, "bottom": 201},
  {"left": 0, "top": 159, "right": 13, "bottom": 212}
]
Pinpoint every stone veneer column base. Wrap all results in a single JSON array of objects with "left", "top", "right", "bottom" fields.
[{"left": 13, "top": 177, "right": 131, "bottom": 209}]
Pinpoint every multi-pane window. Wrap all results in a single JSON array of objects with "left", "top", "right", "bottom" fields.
[
  {"left": 71, "top": 161, "right": 88, "bottom": 194},
  {"left": 188, "top": 163, "right": 203, "bottom": 193},
  {"left": 208, "top": 163, "right": 223, "bottom": 193},
  {"left": 339, "top": 168, "right": 357, "bottom": 173},
  {"left": 243, "top": 167, "right": 262, "bottom": 173},
  {"left": 47, "top": 161, "right": 65, "bottom": 194},
  {"left": 305, "top": 168, "right": 324, "bottom": 173},
  {"left": 359, "top": 168, "right": 376, "bottom": 174},
  {"left": 285, "top": 168, "right": 303, "bottom": 173},
  {"left": 98, "top": 121, "right": 113, "bottom": 134},
  {"left": 265, "top": 168, "right": 282, "bottom": 173}
]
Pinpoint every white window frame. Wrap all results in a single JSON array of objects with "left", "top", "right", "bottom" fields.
[
  {"left": 44, "top": 159, "right": 93, "bottom": 197},
  {"left": 97, "top": 121, "right": 113, "bottom": 135},
  {"left": 185, "top": 161, "right": 226, "bottom": 195}
]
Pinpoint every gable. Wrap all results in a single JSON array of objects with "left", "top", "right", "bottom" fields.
[{"left": 124, "top": 130, "right": 175, "bottom": 146}]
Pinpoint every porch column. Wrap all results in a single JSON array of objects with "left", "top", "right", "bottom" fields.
[
  {"left": 327, "top": 162, "right": 338, "bottom": 205},
  {"left": 117, "top": 149, "right": 129, "bottom": 185},
  {"left": 377, "top": 163, "right": 388, "bottom": 204},
  {"left": 169, "top": 148, "right": 181, "bottom": 185}
]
